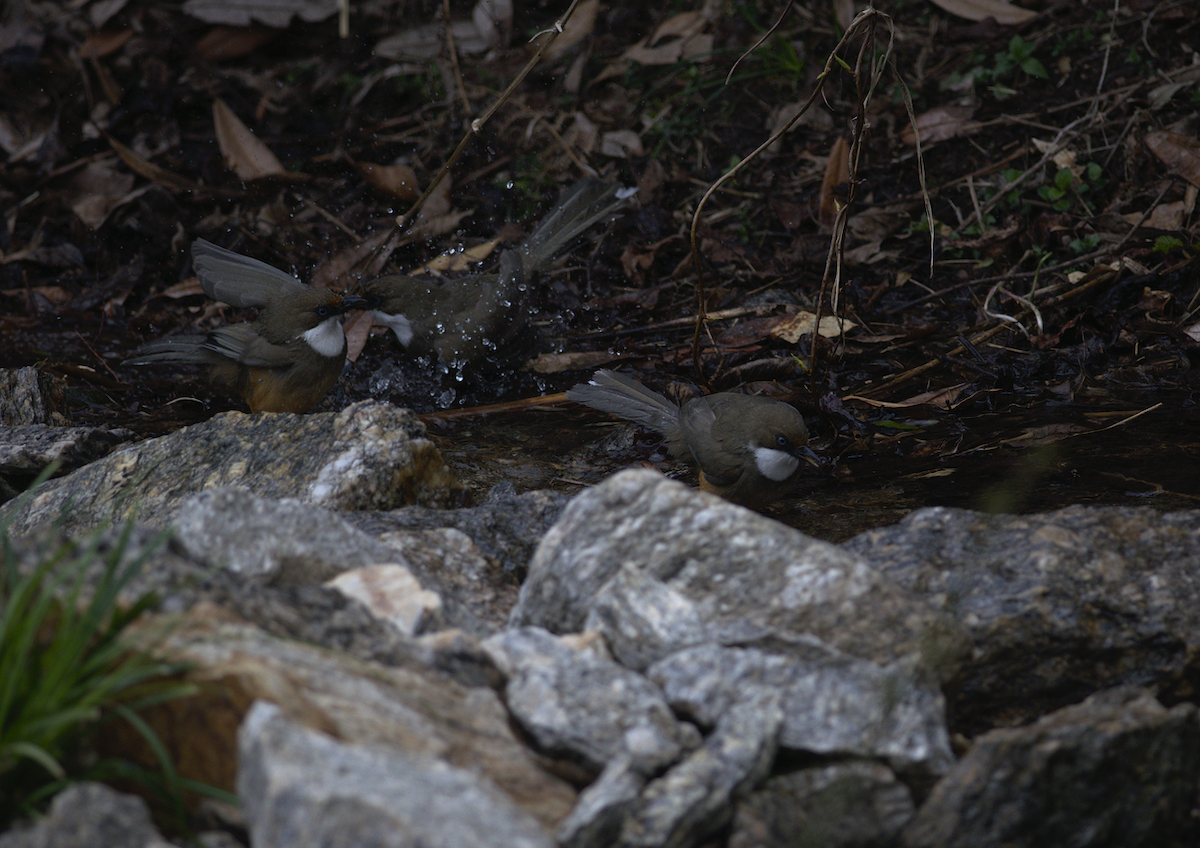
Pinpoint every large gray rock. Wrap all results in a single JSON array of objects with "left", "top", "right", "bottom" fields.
[
  {"left": 845, "top": 505, "right": 1200, "bottom": 729},
  {"left": 512, "top": 469, "right": 968, "bottom": 681},
  {"left": 174, "top": 487, "right": 514, "bottom": 635},
  {"left": 0, "top": 782, "right": 177, "bottom": 848},
  {"left": 729, "top": 761, "right": 915, "bottom": 848},
  {"left": 0, "top": 400, "right": 466, "bottom": 534},
  {"left": 238, "top": 701, "right": 556, "bottom": 848},
  {"left": 0, "top": 367, "right": 66, "bottom": 426},
  {"left": 649, "top": 641, "right": 953, "bottom": 777},
  {"left": 620, "top": 691, "right": 783, "bottom": 848},
  {"left": 903, "top": 687, "right": 1200, "bottom": 848},
  {"left": 483, "top": 627, "right": 700, "bottom": 775},
  {"left": 345, "top": 482, "right": 569, "bottom": 578},
  {"left": 157, "top": 613, "right": 577, "bottom": 829}
]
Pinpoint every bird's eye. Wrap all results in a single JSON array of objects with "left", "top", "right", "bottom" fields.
[
  {"left": 316, "top": 305, "right": 331, "bottom": 318},
  {"left": 366, "top": 295, "right": 382, "bottom": 309},
  {"left": 775, "top": 435, "right": 790, "bottom": 448}
]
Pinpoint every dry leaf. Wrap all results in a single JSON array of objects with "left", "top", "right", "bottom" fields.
[
  {"left": 78, "top": 28, "right": 133, "bottom": 60},
  {"left": 195, "top": 25, "right": 276, "bottom": 61},
  {"left": 771, "top": 311, "right": 856, "bottom": 343},
  {"left": 213, "top": 97, "right": 285, "bottom": 180},
  {"left": 356, "top": 161, "right": 421, "bottom": 202},
  {"left": 103, "top": 131, "right": 204, "bottom": 192},
  {"left": 1145, "top": 131, "right": 1200, "bottom": 189},
  {"left": 543, "top": 0, "right": 598, "bottom": 60},
  {"left": 161, "top": 279, "right": 206, "bottom": 299},
  {"left": 213, "top": 99, "right": 286, "bottom": 179},
  {"left": 88, "top": 0, "right": 130, "bottom": 28},
  {"left": 343, "top": 308, "right": 375, "bottom": 362},
  {"left": 818, "top": 136, "right": 849, "bottom": 229},
  {"left": 1121, "top": 200, "right": 1187, "bottom": 231},
  {"left": 418, "top": 240, "right": 498, "bottom": 274},
  {"left": 67, "top": 160, "right": 135, "bottom": 228},
  {"left": 901, "top": 104, "right": 979, "bottom": 146},
  {"left": 594, "top": 4, "right": 717, "bottom": 81},
  {"left": 526, "top": 351, "right": 623, "bottom": 374},
  {"left": 472, "top": 0, "right": 513, "bottom": 50},
  {"left": 182, "top": 0, "right": 338, "bottom": 27},
  {"left": 846, "top": 383, "right": 971, "bottom": 409},
  {"left": 600, "top": 130, "right": 644, "bottom": 159},
  {"left": 927, "top": 0, "right": 1037, "bottom": 25},
  {"left": 311, "top": 229, "right": 395, "bottom": 290}
]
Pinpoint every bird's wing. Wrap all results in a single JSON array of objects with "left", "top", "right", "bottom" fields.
[
  {"left": 124, "top": 335, "right": 213, "bottom": 365},
  {"left": 679, "top": 398, "right": 744, "bottom": 487},
  {"left": 192, "top": 238, "right": 306, "bottom": 307},
  {"left": 204, "top": 324, "right": 298, "bottom": 368}
]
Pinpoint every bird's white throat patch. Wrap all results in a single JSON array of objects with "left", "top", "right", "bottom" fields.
[
  {"left": 371, "top": 310, "right": 414, "bottom": 346},
  {"left": 302, "top": 317, "right": 346, "bottom": 358},
  {"left": 752, "top": 446, "right": 800, "bottom": 482}
]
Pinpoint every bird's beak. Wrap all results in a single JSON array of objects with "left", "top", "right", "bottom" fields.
[
  {"left": 796, "top": 445, "right": 822, "bottom": 468},
  {"left": 340, "top": 294, "right": 369, "bottom": 311}
]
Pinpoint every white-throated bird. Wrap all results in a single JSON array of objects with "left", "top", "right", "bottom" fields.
[{"left": 568, "top": 369, "right": 819, "bottom": 508}]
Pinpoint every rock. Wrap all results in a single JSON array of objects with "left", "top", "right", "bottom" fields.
[
  {"left": 173, "top": 488, "right": 403, "bottom": 583},
  {"left": 344, "top": 482, "right": 568, "bottom": 578},
  {"left": 729, "top": 761, "right": 915, "bottom": 848},
  {"left": 0, "top": 367, "right": 67, "bottom": 426},
  {"left": 0, "top": 426, "right": 134, "bottom": 498},
  {"left": 238, "top": 701, "right": 556, "bottom": 848},
  {"left": 153, "top": 609, "right": 577, "bottom": 828},
  {"left": 845, "top": 505, "right": 1200, "bottom": 729},
  {"left": 326, "top": 563, "right": 443, "bottom": 636},
  {"left": 649, "top": 641, "right": 953, "bottom": 778},
  {"left": 173, "top": 488, "right": 514, "bottom": 635},
  {"left": 556, "top": 757, "right": 645, "bottom": 848},
  {"left": 902, "top": 687, "right": 1200, "bottom": 848},
  {"left": 482, "top": 627, "right": 700, "bottom": 775},
  {"left": 0, "top": 782, "right": 178, "bottom": 848},
  {"left": 511, "top": 469, "right": 968, "bottom": 681},
  {"left": 620, "top": 691, "right": 783, "bottom": 848},
  {"left": 0, "top": 400, "right": 467, "bottom": 535}
]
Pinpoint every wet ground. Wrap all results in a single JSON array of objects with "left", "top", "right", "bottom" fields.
[{"left": 428, "top": 397, "right": 1200, "bottom": 542}]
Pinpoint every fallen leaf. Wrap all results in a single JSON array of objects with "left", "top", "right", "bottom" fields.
[
  {"left": 541, "top": 0, "right": 598, "bottom": 60},
  {"left": 901, "top": 103, "right": 979, "bottom": 146},
  {"left": 343, "top": 308, "right": 375, "bottom": 362},
  {"left": 66, "top": 160, "right": 135, "bottom": 228},
  {"left": 771, "top": 311, "right": 856, "bottom": 343},
  {"left": 161, "top": 279, "right": 206, "bottom": 299},
  {"left": 213, "top": 97, "right": 286, "bottom": 180},
  {"left": 355, "top": 161, "right": 421, "bottom": 202},
  {"left": 182, "top": 0, "right": 338, "bottom": 28},
  {"left": 418, "top": 240, "right": 497, "bottom": 274},
  {"left": 1145, "top": 131, "right": 1200, "bottom": 189},
  {"left": 103, "top": 131, "right": 205, "bottom": 192},
  {"left": 78, "top": 28, "right": 133, "bottom": 60},
  {"left": 526, "top": 351, "right": 624, "bottom": 374},
  {"left": 311, "top": 229, "right": 395, "bottom": 291},
  {"left": 195, "top": 25, "right": 276, "bottom": 61},
  {"left": 600, "top": 130, "right": 644, "bottom": 159},
  {"left": 818, "top": 136, "right": 849, "bottom": 229},
  {"left": 471, "top": 0, "right": 513, "bottom": 50},
  {"left": 927, "top": 0, "right": 1037, "bottom": 25}
]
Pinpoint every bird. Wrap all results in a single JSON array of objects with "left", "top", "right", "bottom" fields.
[
  {"left": 356, "top": 177, "right": 629, "bottom": 368},
  {"left": 125, "top": 238, "right": 367, "bottom": 413},
  {"left": 567, "top": 369, "right": 819, "bottom": 508}
]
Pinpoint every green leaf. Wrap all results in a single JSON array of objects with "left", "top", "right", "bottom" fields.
[{"left": 1021, "top": 57, "right": 1049, "bottom": 79}]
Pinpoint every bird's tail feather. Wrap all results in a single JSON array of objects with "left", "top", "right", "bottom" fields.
[
  {"left": 124, "top": 336, "right": 212, "bottom": 365},
  {"left": 566, "top": 369, "right": 680, "bottom": 437},
  {"left": 519, "top": 179, "right": 628, "bottom": 273}
]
